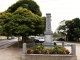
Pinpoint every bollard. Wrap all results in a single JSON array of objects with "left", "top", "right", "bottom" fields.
[
  {"left": 71, "top": 44, "right": 76, "bottom": 56},
  {"left": 23, "top": 43, "right": 27, "bottom": 54},
  {"left": 62, "top": 41, "right": 64, "bottom": 47}
]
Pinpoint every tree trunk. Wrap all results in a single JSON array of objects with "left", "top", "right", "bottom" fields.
[
  {"left": 18, "top": 36, "right": 20, "bottom": 48},
  {"left": 77, "top": 37, "right": 79, "bottom": 42},
  {"left": 22, "top": 34, "right": 26, "bottom": 43},
  {"left": 22, "top": 35, "right": 24, "bottom": 43},
  {"left": 65, "top": 35, "right": 68, "bottom": 41},
  {"left": 7, "top": 36, "right": 9, "bottom": 39}
]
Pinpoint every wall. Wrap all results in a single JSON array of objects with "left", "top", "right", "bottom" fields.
[{"left": 22, "top": 54, "right": 77, "bottom": 60}]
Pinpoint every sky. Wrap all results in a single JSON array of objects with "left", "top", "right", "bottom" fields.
[{"left": 0, "top": 0, "right": 80, "bottom": 33}]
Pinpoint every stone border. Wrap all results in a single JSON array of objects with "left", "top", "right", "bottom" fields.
[
  {"left": 22, "top": 54, "right": 77, "bottom": 60},
  {"left": 22, "top": 43, "right": 77, "bottom": 60}
]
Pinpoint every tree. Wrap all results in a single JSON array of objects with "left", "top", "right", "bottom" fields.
[
  {"left": 53, "top": 32, "right": 60, "bottom": 38},
  {"left": 7, "top": 0, "right": 42, "bottom": 16},
  {"left": 72, "top": 18, "right": 80, "bottom": 41},
  {"left": 65, "top": 20, "right": 74, "bottom": 41},
  {"left": 0, "top": 0, "right": 45, "bottom": 43},
  {"left": 57, "top": 20, "right": 66, "bottom": 38},
  {"left": 42, "top": 16, "right": 46, "bottom": 32},
  {"left": 57, "top": 18, "right": 80, "bottom": 41},
  {"left": 0, "top": 11, "right": 12, "bottom": 37},
  {"left": 2, "top": 7, "right": 44, "bottom": 42}
]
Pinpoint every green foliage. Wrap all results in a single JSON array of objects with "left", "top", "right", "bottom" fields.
[
  {"left": 53, "top": 46, "right": 65, "bottom": 54},
  {"left": 0, "top": 12, "right": 12, "bottom": 25},
  {"left": 7, "top": 0, "right": 42, "bottom": 16},
  {"left": 0, "top": 12, "right": 12, "bottom": 35},
  {"left": 27, "top": 45, "right": 70, "bottom": 54},
  {"left": 53, "top": 32, "right": 63, "bottom": 38},
  {"left": 1, "top": 7, "right": 44, "bottom": 36},
  {"left": 0, "top": 0, "right": 45, "bottom": 42},
  {"left": 42, "top": 16, "right": 46, "bottom": 31},
  {"left": 56, "top": 20, "right": 67, "bottom": 38},
  {"left": 57, "top": 18, "right": 80, "bottom": 41},
  {"left": 27, "top": 45, "right": 44, "bottom": 54}
]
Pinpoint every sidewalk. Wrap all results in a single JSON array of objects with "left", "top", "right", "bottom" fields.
[
  {"left": 66, "top": 45, "right": 80, "bottom": 60},
  {"left": 0, "top": 48, "right": 22, "bottom": 60}
]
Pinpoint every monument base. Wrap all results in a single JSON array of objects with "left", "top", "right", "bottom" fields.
[
  {"left": 44, "top": 35, "right": 53, "bottom": 43},
  {"left": 42, "top": 42, "right": 54, "bottom": 49}
]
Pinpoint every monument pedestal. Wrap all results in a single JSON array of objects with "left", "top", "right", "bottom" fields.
[
  {"left": 44, "top": 31, "right": 53, "bottom": 43},
  {"left": 42, "top": 42, "right": 54, "bottom": 49},
  {"left": 43, "top": 13, "right": 53, "bottom": 48}
]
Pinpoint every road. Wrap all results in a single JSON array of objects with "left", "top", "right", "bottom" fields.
[
  {"left": 64, "top": 41, "right": 80, "bottom": 46},
  {"left": 52, "top": 41, "right": 80, "bottom": 46},
  {"left": 0, "top": 38, "right": 18, "bottom": 49}
]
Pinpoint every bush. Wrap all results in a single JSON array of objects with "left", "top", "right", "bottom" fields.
[{"left": 27, "top": 45, "right": 70, "bottom": 54}]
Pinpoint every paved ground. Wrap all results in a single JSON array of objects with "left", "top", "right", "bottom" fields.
[
  {"left": 0, "top": 38, "right": 18, "bottom": 49},
  {"left": 66, "top": 45, "right": 80, "bottom": 60},
  {"left": 0, "top": 47, "right": 22, "bottom": 60},
  {"left": 0, "top": 45, "right": 80, "bottom": 60}
]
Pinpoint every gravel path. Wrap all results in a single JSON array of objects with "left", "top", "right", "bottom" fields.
[{"left": 0, "top": 48, "right": 22, "bottom": 60}]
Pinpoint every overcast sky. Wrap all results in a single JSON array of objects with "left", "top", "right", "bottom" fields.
[{"left": 0, "top": 0, "right": 80, "bottom": 32}]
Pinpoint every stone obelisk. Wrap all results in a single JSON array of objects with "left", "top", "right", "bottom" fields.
[{"left": 44, "top": 13, "right": 53, "bottom": 44}]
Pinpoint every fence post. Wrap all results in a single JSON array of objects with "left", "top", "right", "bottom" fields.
[
  {"left": 71, "top": 44, "right": 76, "bottom": 56},
  {"left": 62, "top": 41, "right": 64, "bottom": 47},
  {"left": 23, "top": 43, "right": 27, "bottom": 54}
]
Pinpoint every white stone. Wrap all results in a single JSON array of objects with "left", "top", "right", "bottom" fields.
[
  {"left": 23, "top": 43, "right": 27, "bottom": 54},
  {"left": 44, "top": 13, "right": 53, "bottom": 43}
]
